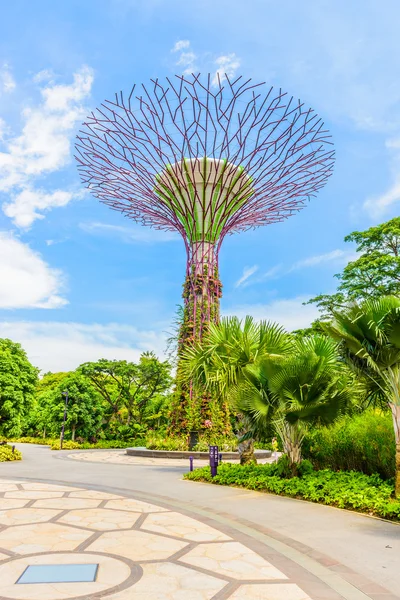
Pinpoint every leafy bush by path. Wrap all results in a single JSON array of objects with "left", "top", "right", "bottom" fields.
[
  {"left": 50, "top": 441, "right": 81, "bottom": 450},
  {"left": 50, "top": 439, "right": 146, "bottom": 450},
  {"left": 0, "top": 436, "right": 57, "bottom": 446},
  {"left": 0, "top": 445, "right": 22, "bottom": 461},
  {"left": 2, "top": 434, "right": 266, "bottom": 453},
  {"left": 0, "top": 437, "right": 146, "bottom": 451},
  {"left": 184, "top": 462, "right": 400, "bottom": 521},
  {"left": 302, "top": 410, "right": 395, "bottom": 479}
]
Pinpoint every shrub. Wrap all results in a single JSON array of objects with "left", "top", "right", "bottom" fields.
[
  {"left": 0, "top": 436, "right": 57, "bottom": 445},
  {"left": 184, "top": 463, "right": 400, "bottom": 521},
  {"left": 302, "top": 410, "right": 395, "bottom": 479},
  {"left": 146, "top": 433, "right": 188, "bottom": 451},
  {"left": 145, "top": 431, "right": 240, "bottom": 452},
  {"left": 50, "top": 439, "right": 147, "bottom": 451},
  {"left": 0, "top": 437, "right": 146, "bottom": 450},
  {"left": 192, "top": 436, "right": 239, "bottom": 452},
  {"left": 0, "top": 445, "right": 22, "bottom": 461},
  {"left": 50, "top": 440, "right": 81, "bottom": 450}
]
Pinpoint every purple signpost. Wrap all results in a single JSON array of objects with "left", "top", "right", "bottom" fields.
[{"left": 209, "top": 445, "right": 219, "bottom": 478}]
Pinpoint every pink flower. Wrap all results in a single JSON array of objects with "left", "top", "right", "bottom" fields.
[{"left": 204, "top": 420, "right": 213, "bottom": 429}]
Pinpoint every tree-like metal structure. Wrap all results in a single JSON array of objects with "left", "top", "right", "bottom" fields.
[{"left": 75, "top": 73, "right": 334, "bottom": 432}]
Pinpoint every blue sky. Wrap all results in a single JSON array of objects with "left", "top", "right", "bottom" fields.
[{"left": 1, "top": 0, "right": 399, "bottom": 372}]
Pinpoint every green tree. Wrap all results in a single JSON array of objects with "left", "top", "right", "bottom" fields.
[
  {"left": 181, "top": 316, "right": 293, "bottom": 463},
  {"left": 268, "top": 336, "right": 352, "bottom": 469},
  {"left": 323, "top": 296, "right": 400, "bottom": 497},
  {"left": 34, "top": 371, "right": 104, "bottom": 441},
  {"left": 0, "top": 338, "right": 38, "bottom": 437},
  {"left": 307, "top": 217, "right": 400, "bottom": 317},
  {"left": 227, "top": 335, "right": 353, "bottom": 472},
  {"left": 30, "top": 372, "right": 69, "bottom": 437},
  {"left": 79, "top": 352, "right": 172, "bottom": 429}
]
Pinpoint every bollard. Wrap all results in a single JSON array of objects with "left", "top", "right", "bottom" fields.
[
  {"left": 219, "top": 452, "right": 222, "bottom": 465},
  {"left": 189, "top": 456, "right": 194, "bottom": 472},
  {"left": 11, "top": 445, "right": 15, "bottom": 453}
]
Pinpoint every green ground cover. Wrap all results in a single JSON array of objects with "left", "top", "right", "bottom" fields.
[{"left": 184, "top": 462, "right": 400, "bottom": 521}]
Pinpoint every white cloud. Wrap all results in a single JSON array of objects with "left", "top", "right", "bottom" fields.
[
  {"left": 79, "top": 221, "right": 179, "bottom": 243},
  {"left": 212, "top": 53, "right": 241, "bottom": 86},
  {"left": 171, "top": 40, "right": 197, "bottom": 75},
  {"left": 170, "top": 42, "right": 241, "bottom": 82},
  {"left": 0, "top": 232, "right": 67, "bottom": 309},
  {"left": 363, "top": 178, "right": 400, "bottom": 219},
  {"left": 0, "top": 117, "right": 7, "bottom": 141},
  {"left": 0, "top": 63, "right": 16, "bottom": 93},
  {"left": 3, "top": 188, "right": 74, "bottom": 228},
  {"left": 176, "top": 52, "right": 197, "bottom": 74},
  {"left": 290, "top": 249, "right": 357, "bottom": 270},
  {"left": 234, "top": 265, "right": 259, "bottom": 288},
  {"left": 233, "top": 249, "right": 354, "bottom": 291},
  {"left": 242, "top": 265, "right": 282, "bottom": 288},
  {"left": 172, "top": 40, "right": 190, "bottom": 53},
  {"left": 363, "top": 135, "right": 400, "bottom": 218},
  {"left": 224, "top": 296, "right": 320, "bottom": 331},
  {"left": 0, "top": 65, "right": 93, "bottom": 227},
  {"left": 33, "top": 69, "right": 54, "bottom": 84},
  {"left": 0, "top": 321, "right": 167, "bottom": 373}
]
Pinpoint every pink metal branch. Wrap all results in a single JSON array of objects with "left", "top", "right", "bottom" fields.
[{"left": 75, "top": 73, "right": 334, "bottom": 240}]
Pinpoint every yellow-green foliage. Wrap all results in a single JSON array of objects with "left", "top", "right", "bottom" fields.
[
  {"left": 0, "top": 445, "right": 22, "bottom": 461},
  {"left": 0, "top": 436, "right": 57, "bottom": 446},
  {"left": 50, "top": 440, "right": 81, "bottom": 451}
]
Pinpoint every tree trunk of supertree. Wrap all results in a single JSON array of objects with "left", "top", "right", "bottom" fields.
[{"left": 168, "top": 241, "right": 231, "bottom": 436}]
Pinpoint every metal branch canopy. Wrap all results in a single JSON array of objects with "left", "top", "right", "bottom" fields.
[{"left": 76, "top": 72, "right": 334, "bottom": 345}]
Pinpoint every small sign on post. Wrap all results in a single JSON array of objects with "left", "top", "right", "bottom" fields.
[{"left": 209, "top": 445, "right": 219, "bottom": 477}]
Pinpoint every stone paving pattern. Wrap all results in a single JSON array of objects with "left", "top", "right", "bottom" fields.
[{"left": 0, "top": 478, "right": 314, "bottom": 600}]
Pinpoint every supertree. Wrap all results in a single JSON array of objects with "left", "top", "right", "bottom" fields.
[{"left": 75, "top": 73, "right": 334, "bottom": 433}]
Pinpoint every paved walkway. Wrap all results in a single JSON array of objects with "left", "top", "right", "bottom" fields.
[{"left": 0, "top": 444, "right": 399, "bottom": 600}]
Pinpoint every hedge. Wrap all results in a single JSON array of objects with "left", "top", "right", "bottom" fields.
[
  {"left": 302, "top": 410, "right": 395, "bottom": 479},
  {"left": 184, "top": 462, "right": 400, "bottom": 521}
]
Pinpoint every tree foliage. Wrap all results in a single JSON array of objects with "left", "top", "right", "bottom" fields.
[
  {"left": 181, "top": 317, "right": 353, "bottom": 467},
  {"left": 79, "top": 352, "right": 172, "bottom": 428},
  {"left": 34, "top": 371, "right": 104, "bottom": 441},
  {"left": 0, "top": 338, "right": 38, "bottom": 437},
  {"left": 323, "top": 296, "right": 400, "bottom": 496},
  {"left": 307, "top": 217, "right": 400, "bottom": 317}
]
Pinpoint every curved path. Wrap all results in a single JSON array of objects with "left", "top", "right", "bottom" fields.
[{"left": 0, "top": 445, "right": 398, "bottom": 600}]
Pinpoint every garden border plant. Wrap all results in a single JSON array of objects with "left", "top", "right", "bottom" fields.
[
  {"left": 0, "top": 445, "right": 22, "bottom": 462},
  {"left": 184, "top": 460, "right": 400, "bottom": 522}
]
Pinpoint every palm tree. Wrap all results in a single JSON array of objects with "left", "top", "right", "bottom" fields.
[
  {"left": 230, "top": 335, "right": 353, "bottom": 472},
  {"left": 323, "top": 296, "right": 400, "bottom": 496},
  {"left": 181, "top": 316, "right": 292, "bottom": 463}
]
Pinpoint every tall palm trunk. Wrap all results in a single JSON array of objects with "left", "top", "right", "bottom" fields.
[
  {"left": 386, "top": 367, "right": 400, "bottom": 497},
  {"left": 237, "top": 436, "right": 256, "bottom": 465},
  {"left": 236, "top": 416, "right": 257, "bottom": 465},
  {"left": 390, "top": 404, "right": 400, "bottom": 497}
]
